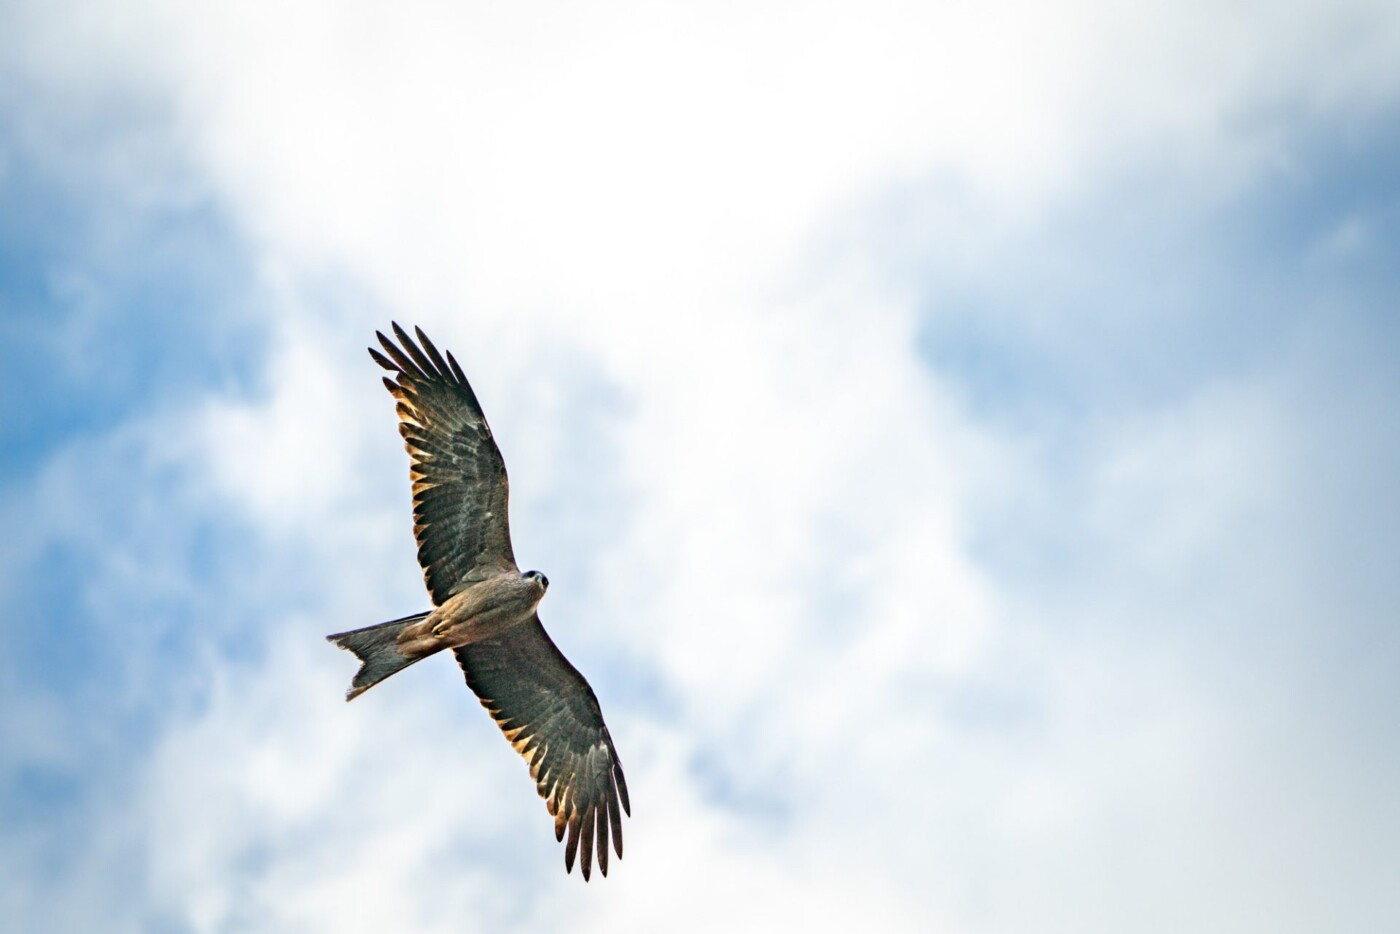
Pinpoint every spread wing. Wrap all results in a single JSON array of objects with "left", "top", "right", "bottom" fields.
[
  {"left": 371, "top": 324, "right": 516, "bottom": 604},
  {"left": 455, "top": 617, "right": 630, "bottom": 881}
]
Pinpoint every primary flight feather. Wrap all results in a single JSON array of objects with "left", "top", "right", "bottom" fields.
[{"left": 327, "top": 323, "right": 629, "bottom": 880}]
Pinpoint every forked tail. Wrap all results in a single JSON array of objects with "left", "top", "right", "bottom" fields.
[{"left": 327, "top": 611, "right": 433, "bottom": 701}]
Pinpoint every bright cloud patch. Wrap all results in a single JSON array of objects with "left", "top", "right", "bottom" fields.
[{"left": 2, "top": 2, "right": 1399, "bottom": 932}]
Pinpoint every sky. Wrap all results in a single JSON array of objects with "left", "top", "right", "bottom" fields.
[{"left": 2, "top": 1, "right": 1398, "bottom": 931}]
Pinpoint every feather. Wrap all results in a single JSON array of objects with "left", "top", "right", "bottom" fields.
[
  {"left": 393, "top": 321, "right": 440, "bottom": 379},
  {"left": 455, "top": 616, "right": 629, "bottom": 881},
  {"left": 376, "top": 330, "right": 424, "bottom": 378},
  {"left": 416, "top": 326, "right": 453, "bottom": 379}
]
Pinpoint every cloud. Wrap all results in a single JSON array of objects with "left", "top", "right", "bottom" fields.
[{"left": 3, "top": 1, "right": 1399, "bottom": 932}]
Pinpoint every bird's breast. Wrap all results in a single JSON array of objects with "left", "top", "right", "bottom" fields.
[{"left": 400, "top": 573, "right": 540, "bottom": 652}]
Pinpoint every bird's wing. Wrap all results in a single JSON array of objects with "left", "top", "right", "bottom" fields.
[
  {"left": 455, "top": 616, "right": 630, "bottom": 881},
  {"left": 371, "top": 323, "right": 516, "bottom": 604}
]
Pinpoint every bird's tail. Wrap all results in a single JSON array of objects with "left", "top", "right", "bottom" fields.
[{"left": 327, "top": 611, "right": 434, "bottom": 701}]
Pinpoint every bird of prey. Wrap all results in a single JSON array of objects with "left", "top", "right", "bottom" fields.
[{"left": 328, "top": 324, "right": 629, "bottom": 881}]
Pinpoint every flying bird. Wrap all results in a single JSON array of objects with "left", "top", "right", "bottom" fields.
[{"left": 328, "top": 324, "right": 629, "bottom": 880}]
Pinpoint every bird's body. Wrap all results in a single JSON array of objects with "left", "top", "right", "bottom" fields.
[
  {"left": 397, "top": 569, "right": 547, "bottom": 657},
  {"left": 327, "top": 324, "right": 628, "bottom": 881}
]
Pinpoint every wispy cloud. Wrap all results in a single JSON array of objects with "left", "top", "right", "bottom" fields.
[{"left": 3, "top": 2, "right": 1398, "bottom": 931}]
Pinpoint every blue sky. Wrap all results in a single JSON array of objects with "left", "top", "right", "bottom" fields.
[{"left": 3, "top": 2, "right": 1399, "bottom": 931}]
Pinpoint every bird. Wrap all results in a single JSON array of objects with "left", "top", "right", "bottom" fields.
[{"left": 327, "top": 323, "right": 629, "bottom": 881}]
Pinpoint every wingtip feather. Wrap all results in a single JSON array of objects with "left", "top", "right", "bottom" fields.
[
  {"left": 446, "top": 349, "right": 469, "bottom": 385},
  {"left": 616, "top": 764, "right": 631, "bottom": 817},
  {"left": 597, "top": 803, "right": 611, "bottom": 877},
  {"left": 377, "top": 328, "right": 423, "bottom": 378},
  {"left": 608, "top": 782, "right": 624, "bottom": 858},
  {"left": 416, "top": 326, "right": 452, "bottom": 379},
  {"left": 368, "top": 346, "right": 397, "bottom": 372},
  {"left": 394, "top": 322, "right": 439, "bottom": 376},
  {"left": 580, "top": 808, "right": 595, "bottom": 881},
  {"left": 564, "top": 817, "right": 580, "bottom": 874}
]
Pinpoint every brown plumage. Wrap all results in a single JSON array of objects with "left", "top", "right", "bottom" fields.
[{"left": 328, "top": 323, "right": 628, "bottom": 880}]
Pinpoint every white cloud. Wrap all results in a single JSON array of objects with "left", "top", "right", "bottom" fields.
[{"left": 5, "top": 1, "right": 1400, "bottom": 931}]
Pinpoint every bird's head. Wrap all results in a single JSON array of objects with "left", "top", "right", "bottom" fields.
[{"left": 525, "top": 570, "right": 549, "bottom": 594}]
